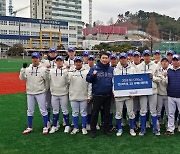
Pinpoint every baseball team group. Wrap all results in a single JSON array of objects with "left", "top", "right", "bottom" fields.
[{"left": 19, "top": 47, "right": 180, "bottom": 138}]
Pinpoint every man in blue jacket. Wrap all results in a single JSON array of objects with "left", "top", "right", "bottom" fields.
[
  {"left": 86, "top": 51, "right": 113, "bottom": 138},
  {"left": 165, "top": 54, "right": 180, "bottom": 136}
]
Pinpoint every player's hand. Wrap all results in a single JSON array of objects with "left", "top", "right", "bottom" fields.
[
  {"left": 93, "top": 70, "right": 97, "bottom": 75},
  {"left": 46, "top": 64, "right": 51, "bottom": 69},
  {"left": 163, "top": 72, "right": 168, "bottom": 77},
  {"left": 87, "top": 99, "right": 90, "bottom": 103},
  {"left": 22, "top": 63, "right": 28, "bottom": 68},
  {"left": 150, "top": 73, "right": 153, "bottom": 79}
]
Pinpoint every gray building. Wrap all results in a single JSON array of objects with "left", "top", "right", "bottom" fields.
[
  {"left": 30, "top": 0, "right": 83, "bottom": 47},
  {"left": 0, "top": 0, "right": 6, "bottom": 16}
]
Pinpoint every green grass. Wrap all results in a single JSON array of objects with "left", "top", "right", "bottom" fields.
[
  {"left": 1, "top": 93, "right": 180, "bottom": 154},
  {"left": 0, "top": 59, "right": 31, "bottom": 72}
]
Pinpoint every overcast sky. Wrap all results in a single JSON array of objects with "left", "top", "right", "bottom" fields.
[{"left": 7, "top": 0, "right": 180, "bottom": 24}]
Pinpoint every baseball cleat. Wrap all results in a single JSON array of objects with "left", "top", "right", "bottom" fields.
[
  {"left": 130, "top": 129, "right": 136, "bottom": 136},
  {"left": 165, "top": 131, "right": 174, "bottom": 136},
  {"left": 71, "top": 128, "right": 79, "bottom": 135},
  {"left": 154, "top": 129, "right": 161, "bottom": 136},
  {"left": 43, "top": 127, "right": 49, "bottom": 135},
  {"left": 116, "top": 129, "right": 123, "bottom": 136},
  {"left": 139, "top": 130, "right": 146, "bottom": 136},
  {"left": 82, "top": 128, "right": 88, "bottom": 135},
  {"left": 23, "top": 127, "right": 33, "bottom": 135},
  {"left": 64, "top": 126, "right": 71, "bottom": 133},
  {"left": 49, "top": 126, "right": 58, "bottom": 134}
]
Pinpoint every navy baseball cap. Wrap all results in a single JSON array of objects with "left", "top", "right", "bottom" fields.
[
  {"left": 166, "top": 50, "right": 175, "bottom": 56},
  {"left": 119, "top": 52, "right": 128, "bottom": 59},
  {"left": 172, "top": 54, "right": 180, "bottom": 61},
  {"left": 133, "top": 51, "right": 141, "bottom": 57},
  {"left": 110, "top": 54, "right": 117, "bottom": 59},
  {"left": 153, "top": 50, "right": 161, "bottom": 55},
  {"left": 68, "top": 47, "right": 75, "bottom": 52},
  {"left": 127, "top": 50, "right": 134, "bottom": 56},
  {"left": 161, "top": 56, "right": 169, "bottom": 62},
  {"left": 49, "top": 47, "right": 57, "bottom": 53},
  {"left": 31, "top": 52, "right": 40, "bottom": 59},
  {"left": 88, "top": 55, "right": 95, "bottom": 60},
  {"left": 74, "top": 56, "right": 83, "bottom": 62},
  {"left": 56, "top": 56, "right": 64, "bottom": 61},
  {"left": 143, "top": 50, "right": 151, "bottom": 56},
  {"left": 82, "top": 51, "right": 90, "bottom": 56}
]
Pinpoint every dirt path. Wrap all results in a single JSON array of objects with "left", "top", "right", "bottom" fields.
[{"left": 0, "top": 73, "right": 26, "bottom": 95}]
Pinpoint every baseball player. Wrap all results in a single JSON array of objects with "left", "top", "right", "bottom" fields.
[
  {"left": 166, "top": 50, "right": 175, "bottom": 66},
  {"left": 82, "top": 51, "right": 91, "bottom": 70},
  {"left": 157, "top": 57, "right": 169, "bottom": 130},
  {"left": 41, "top": 48, "right": 58, "bottom": 127},
  {"left": 165, "top": 55, "right": 180, "bottom": 135},
  {"left": 132, "top": 51, "right": 141, "bottom": 129},
  {"left": 137, "top": 50, "right": 161, "bottom": 136},
  {"left": 86, "top": 55, "right": 95, "bottom": 131},
  {"left": 153, "top": 50, "right": 161, "bottom": 66},
  {"left": 20, "top": 52, "right": 49, "bottom": 135},
  {"left": 64, "top": 47, "right": 76, "bottom": 70},
  {"left": 109, "top": 54, "right": 118, "bottom": 130},
  {"left": 114, "top": 52, "right": 136, "bottom": 136},
  {"left": 127, "top": 50, "right": 134, "bottom": 64},
  {"left": 68, "top": 56, "right": 91, "bottom": 135},
  {"left": 121, "top": 50, "right": 134, "bottom": 126},
  {"left": 48, "top": 56, "right": 70, "bottom": 134}
]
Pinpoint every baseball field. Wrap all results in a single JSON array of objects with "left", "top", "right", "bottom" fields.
[{"left": 0, "top": 58, "right": 180, "bottom": 154}]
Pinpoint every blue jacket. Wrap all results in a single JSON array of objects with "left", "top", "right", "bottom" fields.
[
  {"left": 86, "top": 61, "right": 113, "bottom": 96},
  {"left": 167, "top": 68, "right": 180, "bottom": 98}
]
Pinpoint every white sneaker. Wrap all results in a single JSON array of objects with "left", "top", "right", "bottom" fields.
[
  {"left": 47, "top": 121, "right": 51, "bottom": 129},
  {"left": 49, "top": 126, "right": 58, "bottom": 134},
  {"left": 57, "top": 121, "right": 60, "bottom": 129},
  {"left": 82, "top": 128, "right": 88, "bottom": 135},
  {"left": 86, "top": 124, "right": 91, "bottom": 131},
  {"left": 43, "top": 127, "right": 49, "bottom": 135},
  {"left": 178, "top": 126, "right": 180, "bottom": 132},
  {"left": 23, "top": 127, "right": 33, "bottom": 134},
  {"left": 116, "top": 129, "right": 123, "bottom": 136},
  {"left": 71, "top": 128, "right": 79, "bottom": 135},
  {"left": 96, "top": 124, "right": 100, "bottom": 130},
  {"left": 64, "top": 126, "right": 71, "bottom": 133},
  {"left": 146, "top": 121, "right": 150, "bottom": 128},
  {"left": 130, "top": 129, "right": 136, "bottom": 136}
]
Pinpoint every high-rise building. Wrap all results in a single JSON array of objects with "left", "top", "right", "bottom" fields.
[
  {"left": 0, "top": 0, "right": 6, "bottom": 16},
  {"left": 30, "top": 0, "right": 83, "bottom": 47}
]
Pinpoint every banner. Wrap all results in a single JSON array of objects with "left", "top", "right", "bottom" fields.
[{"left": 113, "top": 74, "right": 153, "bottom": 97}]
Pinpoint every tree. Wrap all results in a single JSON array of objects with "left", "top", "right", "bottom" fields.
[
  {"left": 125, "top": 11, "right": 130, "bottom": 17},
  {"left": 146, "top": 16, "right": 160, "bottom": 38},
  {"left": 7, "top": 43, "right": 25, "bottom": 56}
]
